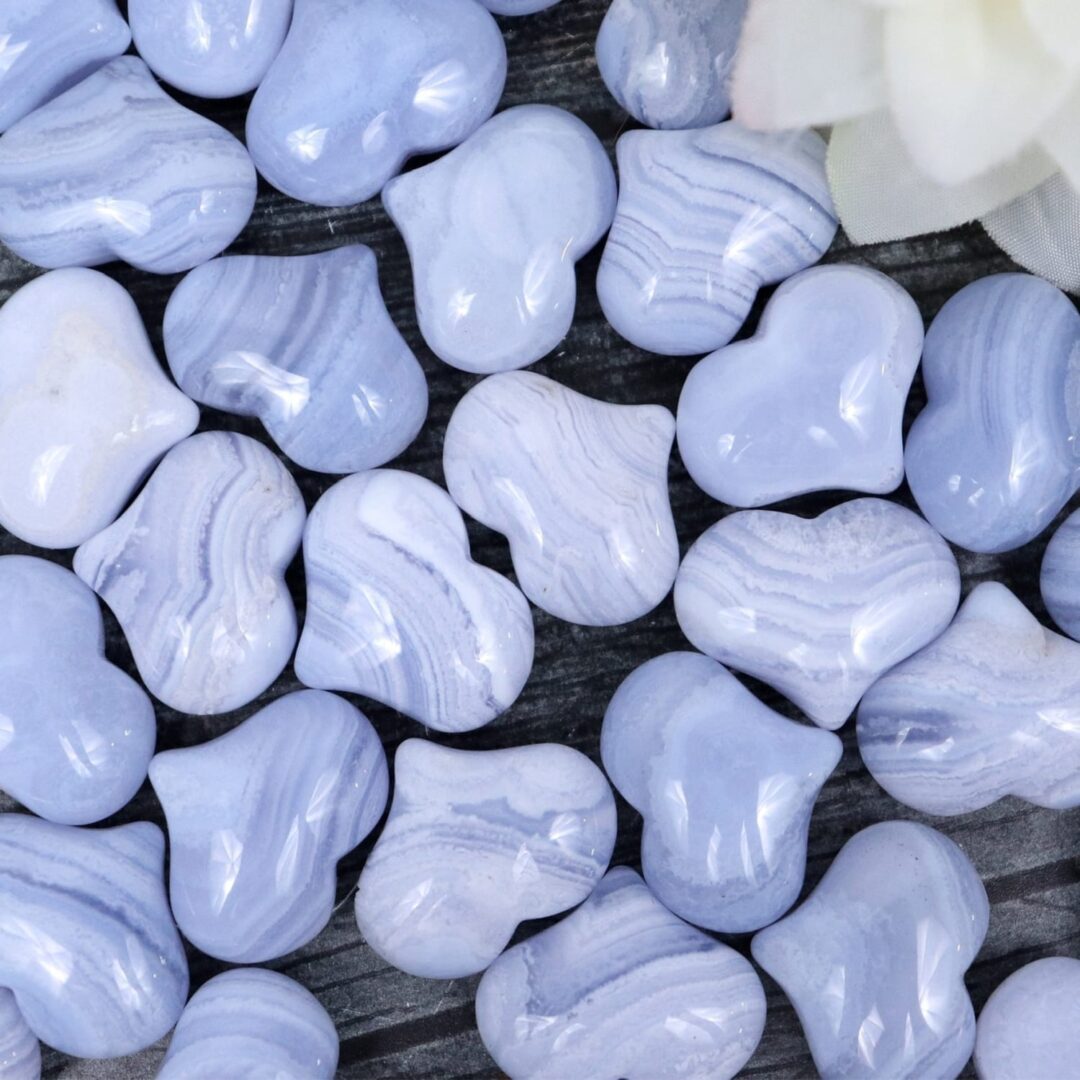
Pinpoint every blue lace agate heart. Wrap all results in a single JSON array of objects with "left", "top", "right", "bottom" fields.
[
  {"left": 602, "top": 652, "right": 841, "bottom": 933},
  {"left": 0, "top": 989, "right": 38, "bottom": 1080},
  {"left": 678, "top": 265, "right": 924, "bottom": 506},
  {"left": 247, "top": 0, "right": 506, "bottom": 207},
  {"left": 1042, "top": 508, "right": 1080, "bottom": 640},
  {"left": 164, "top": 246, "right": 428, "bottom": 474},
  {"left": 752, "top": 821, "right": 988, "bottom": 1080},
  {"left": 355, "top": 739, "right": 616, "bottom": 979},
  {"left": 478, "top": 0, "right": 559, "bottom": 11},
  {"left": 597, "top": 122, "right": 836, "bottom": 356},
  {"left": 74, "top": 432, "right": 305, "bottom": 716},
  {"left": 384, "top": 106, "right": 617, "bottom": 373},
  {"left": 476, "top": 867, "right": 766, "bottom": 1080},
  {"left": 906, "top": 273, "right": 1080, "bottom": 553}
]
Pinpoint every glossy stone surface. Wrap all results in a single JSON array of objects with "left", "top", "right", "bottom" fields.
[
  {"left": 384, "top": 105, "right": 617, "bottom": 373},
  {"left": 602, "top": 652, "right": 841, "bottom": 933},
  {"left": 597, "top": 122, "right": 836, "bottom": 356},
  {"left": 1041, "top": 508, "right": 1080, "bottom": 640},
  {"left": 444, "top": 371, "right": 678, "bottom": 625},
  {"left": 476, "top": 866, "right": 766, "bottom": 1080},
  {"left": 295, "top": 469, "right": 533, "bottom": 732},
  {"left": 675, "top": 498, "right": 961, "bottom": 729},
  {"left": 74, "top": 432, "right": 305, "bottom": 716},
  {"left": 0, "top": 556, "right": 155, "bottom": 826},
  {"left": 0, "top": 989, "right": 39, "bottom": 1080},
  {"left": 905, "top": 273, "right": 1080, "bottom": 554},
  {"left": 974, "top": 957, "right": 1080, "bottom": 1080},
  {"left": 752, "top": 821, "right": 989, "bottom": 1080},
  {"left": 247, "top": 0, "right": 506, "bottom": 207},
  {"left": 0, "top": 814, "right": 188, "bottom": 1059},
  {"left": 151, "top": 690, "right": 387, "bottom": 963},
  {"left": 129, "top": 0, "right": 293, "bottom": 98},
  {"left": 477, "top": 0, "right": 558, "bottom": 11},
  {"left": 0, "top": 269, "right": 199, "bottom": 549},
  {"left": 596, "top": 0, "right": 747, "bottom": 129},
  {"left": 164, "top": 245, "right": 428, "bottom": 474},
  {"left": 858, "top": 583, "right": 1080, "bottom": 816},
  {"left": 356, "top": 740, "right": 616, "bottom": 979},
  {"left": 678, "top": 265, "right": 924, "bottom": 506},
  {"left": 0, "top": 57, "right": 257, "bottom": 274}
]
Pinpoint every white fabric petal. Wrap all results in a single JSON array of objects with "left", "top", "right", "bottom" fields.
[
  {"left": 1039, "top": 83, "right": 1080, "bottom": 191},
  {"left": 1021, "top": 0, "right": 1080, "bottom": 66}
]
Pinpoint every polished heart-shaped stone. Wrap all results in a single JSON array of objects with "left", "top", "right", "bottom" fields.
[
  {"left": 675, "top": 498, "right": 961, "bottom": 729},
  {"left": 356, "top": 739, "right": 616, "bottom": 979},
  {"left": 0, "top": 814, "right": 188, "bottom": 1059},
  {"left": 597, "top": 121, "right": 836, "bottom": 356},
  {"left": 478, "top": 0, "right": 558, "bottom": 10},
  {"left": 247, "top": 0, "right": 505, "bottom": 207},
  {"left": 0, "top": 57, "right": 257, "bottom": 274},
  {"left": 164, "top": 245, "right": 428, "bottom": 474},
  {"left": 476, "top": 866, "right": 766, "bottom": 1080},
  {"left": 295, "top": 469, "right": 533, "bottom": 732},
  {"left": 444, "top": 371, "right": 678, "bottom": 626},
  {"left": 0, "top": 269, "right": 198, "bottom": 549},
  {"left": 678, "top": 265, "right": 924, "bottom": 506},
  {"left": 1042, "top": 508, "right": 1080, "bottom": 640},
  {"left": 602, "top": 652, "right": 841, "bottom": 933},
  {"left": 0, "top": 556, "right": 155, "bottom": 825},
  {"left": 0, "top": 989, "right": 38, "bottom": 1080},
  {"left": 752, "top": 821, "right": 989, "bottom": 1080},
  {"left": 384, "top": 105, "right": 617, "bottom": 373},
  {"left": 906, "top": 273, "right": 1080, "bottom": 553},
  {"left": 74, "top": 432, "right": 305, "bottom": 716},
  {"left": 858, "top": 583, "right": 1080, "bottom": 816}
]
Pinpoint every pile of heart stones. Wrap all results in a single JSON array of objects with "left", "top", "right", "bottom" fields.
[{"left": 0, "top": 1, "right": 1078, "bottom": 1079}]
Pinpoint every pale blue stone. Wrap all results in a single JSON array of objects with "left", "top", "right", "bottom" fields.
[
  {"left": 974, "top": 957, "right": 1080, "bottom": 1080},
  {"left": 129, "top": 0, "right": 293, "bottom": 98},
  {"left": 443, "top": 371, "right": 678, "bottom": 625},
  {"left": 596, "top": 0, "right": 748, "bottom": 129},
  {"left": 476, "top": 866, "right": 766, "bottom": 1080},
  {"left": 0, "top": 556, "right": 155, "bottom": 826},
  {"left": 597, "top": 122, "right": 836, "bottom": 356},
  {"left": 247, "top": 0, "right": 506, "bottom": 207},
  {"left": 675, "top": 498, "right": 961, "bottom": 729},
  {"left": 74, "top": 432, "right": 305, "bottom": 716},
  {"left": 1041, "top": 508, "right": 1080, "bottom": 640},
  {"left": 0, "top": 57, "right": 257, "bottom": 274},
  {"left": 356, "top": 739, "right": 616, "bottom": 979},
  {"left": 858, "top": 583, "right": 1080, "bottom": 816},
  {"left": 151, "top": 690, "right": 387, "bottom": 963},
  {"left": 295, "top": 469, "right": 534, "bottom": 732},
  {"left": 678, "top": 265, "right": 924, "bottom": 506},
  {"left": 0, "top": 814, "right": 188, "bottom": 1059},
  {"left": 0, "top": 989, "right": 39, "bottom": 1080},
  {"left": 384, "top": 106, "right": 617, "bottom": 373},
  {"left": 906, "top": 273, "right": 1080, "bottom": 554},
  {"left": 0, "top": 0, "right": 130, "bottom": 132},
  {"left": 164, "top": 246, "right": 428, "bottom": 474},
  {"left": 478, "top": 0, "right": 559, "bottom": 12},
  {"left": 602, "top": 652, "right": 841, "bottom": 933},
  {"left": 752, "top": 821, "right": 989, "bottom": 1080}
]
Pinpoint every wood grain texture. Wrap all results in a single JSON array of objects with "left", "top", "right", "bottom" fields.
[{"left": 1, "top": 2, "right": 1077, "bottom": 1076}]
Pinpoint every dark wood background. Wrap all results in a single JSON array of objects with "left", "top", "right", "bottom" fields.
[{"left": 1, "top": 1, "right": 1077, "bottom": 1076}]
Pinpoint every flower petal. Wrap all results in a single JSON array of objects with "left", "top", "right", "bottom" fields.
[
  {"left": 1021, "top": 0, "right": 1080, "bottom": 66},
  {"left": 1040, "top": 84, "right": 1080, "bottom": 190}
]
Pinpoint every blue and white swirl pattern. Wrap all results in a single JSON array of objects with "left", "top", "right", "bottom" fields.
[
  {"left": 1042, "top": 508, "right": 1080, "bottom": 640},
  {"left": 0, "top": 989, "right": 38, "bottom": 1080}
]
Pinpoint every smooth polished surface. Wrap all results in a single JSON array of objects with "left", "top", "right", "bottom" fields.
[
  {"left": 597, "top": 122, "right": 836, "bottom": 356},
  {"left": 0, "top": 989, "right": 39, "bottom": 1080},
  {"left": 0, "top": 269, "right": 198, "bottom": 549},
  {"left": 0, "top": 815, "right": 188, "bottom": 1059},
  {"left": 858, "top": 583, "right": 1080, "bottom": 816},
  {"left": 295, "top": 469, "right": 534, "bottom": 732},
  {"left": 1041, "top": 508, "right": 1080, "bottom": 640},
  {"left": 678, "top": 265, "right": 924, "bottom": 506},
  {"left": 906, "top": 273, "right": 1080, "bottom": 554},
  {"left": 675, "top": 498, "right": 961, "bottom": 729},
  {"left": 602, "top": 652, "right": 841, "bottom": 933},
  {"left": 476, "top": 866, "right": 767, "bottom": 1080},
  {"left": 477, "top": 0, "right": 558, "bottom": 11},
  {"left": 752, "top": 821, "right": 989, "bottom": 1080},
  {"left": 74, "top": 432, "right": 305, "bottom": 715},
  {"left": 164, "top": 245, "right": 427, "bottom": 474},
  {"left": 129, "top": 0, "right": 293, "bottom": 98},
  {"left": 356, "top": 740, "right": 615, "bottom": 979},
  {"left": 0, "top": 556, "right": 155, "bottom": 825},
  {"left": 444, "top": 371, "right": 678, "bottom": 625},
  {"left": 596, "top": 0, "right": 747, "bottom": 129},
  {"left": 0, "top": 57, "right": 257, "bottom": 274},
  {"left": 247, "top": 0, "right": 506, "bottom": 207},
  {"left": 383, "top": 105, "right": 617, "bottom": 373}
]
